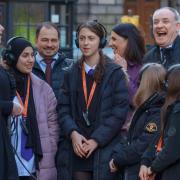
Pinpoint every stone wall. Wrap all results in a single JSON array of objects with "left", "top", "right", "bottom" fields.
[
  {"left": 75, "top": 0, "right": 180, "bottom": 34},
  {"left": 75, "top": 0, "right": 124, "bottom": 33}
]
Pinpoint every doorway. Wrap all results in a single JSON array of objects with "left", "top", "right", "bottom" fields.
[{"left": 124, "top": 0, "right": 160, "bottom": 46}]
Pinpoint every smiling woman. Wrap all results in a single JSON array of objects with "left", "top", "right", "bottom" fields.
[
  {"left": 16, "top": 47, "right": 35, "bottom": 74},
  {"left": 1, "top": 37, "right": 59, "bottom": 180},
  {"left": 109, "top": 23, "right": 145, "bottom": 137}
]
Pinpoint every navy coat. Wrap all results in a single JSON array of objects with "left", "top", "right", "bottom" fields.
[
  {"left": 112, "top": 92, "right": 165, "bottom": 180},
  {"left": 142, "top": 100, "right": 180, "bottom": 180},
  {"left": 56, "top": 57, "right": 129, "bottom": 180}
]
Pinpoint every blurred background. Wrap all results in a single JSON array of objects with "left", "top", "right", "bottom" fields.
[{"left": 0, "top": 0, "right": 180, "bottom": 59}]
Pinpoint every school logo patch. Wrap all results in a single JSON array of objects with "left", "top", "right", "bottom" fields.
[{"left": 145, "top": 122, "right": 157, "bottom": 133}]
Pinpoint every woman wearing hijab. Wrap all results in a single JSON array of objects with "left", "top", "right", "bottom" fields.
[{"left": 2, "top": 37, "right": 59, "bottom": 180}]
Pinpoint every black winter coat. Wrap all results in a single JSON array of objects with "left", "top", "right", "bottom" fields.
[
  {"left": 56, "top": 57, "right": 129, "bottom": 180},
  {"left": 112, "top": 92, "right": 165, "bottom": 180},
  {"left": 0, "top": 67, "right": 19, "bottom": 180},
  {"left": 143, "top": 36, "right": 180, "bottom": 69},
  {"left": 33, "top": 52, "right": 73, "bottom": 98},
  {"left": 141, "top": 100, "right": 180, "bottom": 180}
]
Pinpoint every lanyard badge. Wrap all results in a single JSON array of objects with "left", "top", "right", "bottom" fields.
[
  {"left": 16, "top": 76, "right": 30, "bottom": 133},
  {"left": 82, "top": 66, "right": 97, "bottom": 126}
]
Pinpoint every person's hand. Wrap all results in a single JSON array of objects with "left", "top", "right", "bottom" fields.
[
  {"left": 82, "top": 139, "right": 98, "bottom": 158},
  {"left": 114, "top": 54, "right": 127, "bottom": 70},
  {"left": 148, "top": 174, "right": 156, "bottom": 180},
  {"left": 71, "top": 131, "right": 88, "bottom": 158},
  {"left": 147, "top": 167, "right": 153, "bottom": 176},
  {"left": 109, "top": 159, "right": 118, "bottom": 172},
  {"left": 139, "top": 165, "right": 149, "bottom": 180},
  {"left": 12, "top": 102, "right": 23, "bottom": 116},
  {"left": 147, "top": 167, "right": 156, "bottom": 180}
]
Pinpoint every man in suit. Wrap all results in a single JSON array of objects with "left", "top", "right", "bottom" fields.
[{"left": 33, "top": 22, "right": 73, "bottom": 98}]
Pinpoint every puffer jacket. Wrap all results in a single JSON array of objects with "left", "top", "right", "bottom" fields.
[
  {"left": 141, "top": 100, "right": 180, "bottom": 180},
  {"left": 112, "top": 92, "right": 165, "bottom": 180},
  {"left": 56, "top": 57, "right": 129, "bottom": 180},
  {"left": 31, "top": 73, "right": 59, "bottom": 180}
]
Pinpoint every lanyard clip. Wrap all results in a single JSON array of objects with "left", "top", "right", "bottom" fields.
[{"left": 82, "top": 110, "right": 91, "bottom": 126}]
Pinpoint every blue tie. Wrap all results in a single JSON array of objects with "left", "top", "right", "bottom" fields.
[
  {"left": 21, "top": 117, "right": 33, "bottom": 161},
  {"left": 88, "top": 69, "right": 94, "bottom": 76}
]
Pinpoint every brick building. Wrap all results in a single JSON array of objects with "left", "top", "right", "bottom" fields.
[
  {"left": 75, "top": 0, "right": 180, "bottom": 45},
  {"left": 0, "top": 0, "right": 180, "bottom": 56}
]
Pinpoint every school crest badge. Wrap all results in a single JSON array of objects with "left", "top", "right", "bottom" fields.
[{"left": 145, "top": 122, "right": 157, "bottom": 133}]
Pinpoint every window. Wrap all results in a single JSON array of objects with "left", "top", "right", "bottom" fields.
[
  {"left": 98, "top": 0, "right": 115, "bottom": 4},
  {"left": 12, "top": 2, "right": 46, "bottom": 44}
]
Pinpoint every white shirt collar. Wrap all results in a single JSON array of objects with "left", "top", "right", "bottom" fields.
[
  {"left": 83, "top": 62, "right": 97, "bottom": 74},
  {"left": 36, "top": 52, "right": 44, "bottom": 62},
  {"left": 160, "top": 44, "right": 173, "bottom": 50},
  {"left": 35, "top": 52, "right": 59, "bottom": 62}
]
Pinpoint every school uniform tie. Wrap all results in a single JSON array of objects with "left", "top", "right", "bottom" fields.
[
  {"left": 88, "top": 69, "right": 94, "bottom": 76},
  {"left": 16, "top": 77, "right": 33, "bottom": 161},
  {"left": 21, "top": 121, "right": 33, "bottom": 161},
  {"left": 44, "top": 59, "right": 53, "bottom": 85}
]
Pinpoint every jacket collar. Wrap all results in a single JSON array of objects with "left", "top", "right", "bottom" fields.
[
  {"left": 30, "top": 73, "right": 44, "bottom": 87},
  {"left": 33, "top": 52, "right": 66, "bottom": 71},
  {"left": 157, "top": 35, "right": 180, "bottom": 51}
]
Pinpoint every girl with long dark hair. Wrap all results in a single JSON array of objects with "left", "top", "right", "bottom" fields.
[
  {"left": 109, "top": 23, "right": 146, "bottom": 136},
  {"left": 56, "top": 20, "right": 129, "bottom": 180}
]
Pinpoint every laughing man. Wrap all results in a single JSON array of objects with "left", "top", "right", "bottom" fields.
[{"left": 143, "top": 7, "right": 180, "bottom": 69}]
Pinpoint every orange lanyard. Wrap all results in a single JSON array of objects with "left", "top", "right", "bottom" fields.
[
  {"left": 82, "top": 66, "right": 97, "bottom": 110},
  {"left": 16, "top": 76, "right": 30, "bottom": 117},
  {"left": 156, "top": 136, "right": 163, "bottom": 153}
]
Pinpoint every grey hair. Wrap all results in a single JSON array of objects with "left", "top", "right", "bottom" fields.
[{"left": 153, "top": 7, "right": 180, "bottom": 22}]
